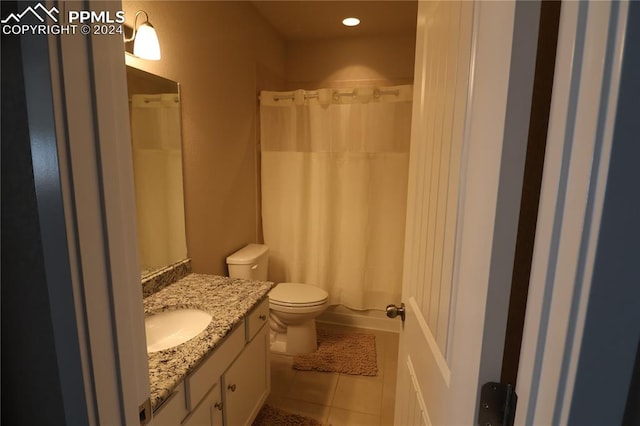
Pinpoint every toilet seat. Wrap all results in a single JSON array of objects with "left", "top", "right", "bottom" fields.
[{"left": 269, "top": 282, "right": 328, "bottom": 308}]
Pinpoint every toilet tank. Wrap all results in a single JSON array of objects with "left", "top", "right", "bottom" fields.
[{"left": 226, "top": 244, "right": 269, "bottom": 281}]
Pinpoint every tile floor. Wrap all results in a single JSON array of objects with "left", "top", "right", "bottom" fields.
[{"left": 266, "top": 323, "right": 399, "bottom": 426}]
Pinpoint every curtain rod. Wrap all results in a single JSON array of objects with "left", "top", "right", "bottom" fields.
[
  {"left": 266, "top": 88, "right": 401, "bottom": 102},
  {"left": 128, "top": 95, "right": 179, "bottom": 103}
]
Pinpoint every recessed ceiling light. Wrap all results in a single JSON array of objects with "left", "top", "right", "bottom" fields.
[{"left": 342, "top": 17, "right": 360, "bottom": 27}]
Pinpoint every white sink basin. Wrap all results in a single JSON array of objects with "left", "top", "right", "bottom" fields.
[{"left": 145, "top": 309, "right": 212, "bottom": 353}]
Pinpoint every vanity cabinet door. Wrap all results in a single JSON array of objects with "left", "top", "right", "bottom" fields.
[
  {"left": 211, "top": 394, "right": 224, "bottom": 426},
  {"left": 181, "top": 381, "right": 221, "bottom": 426},
  {"left": 185, "top": 324, "right": 245, "bottom": 411},
  {"left": 222, "top": 323, "right": 270, "bottom": 426}
]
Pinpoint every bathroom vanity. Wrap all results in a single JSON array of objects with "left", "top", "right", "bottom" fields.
[{"left": 143, "top": 274, "right": 273, "bottom": 426}]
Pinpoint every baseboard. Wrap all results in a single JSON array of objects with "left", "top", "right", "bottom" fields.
[{"left": 317, "top": 305, "right": 400, "bottom": 333}]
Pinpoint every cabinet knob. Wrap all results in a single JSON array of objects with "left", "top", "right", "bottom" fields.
[
  {"left": 259, "top": 314, "right": 266, "bottom": 321},
  {"left": 214, "top": 402, "right": 223, "bottom": 411},
  {"left": 227, "top": 384, "right": 237, "bottom": 392}
]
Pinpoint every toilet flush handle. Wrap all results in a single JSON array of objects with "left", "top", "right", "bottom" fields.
[{"left": 251, "top": 264, "right": 258, "bottom": 270}]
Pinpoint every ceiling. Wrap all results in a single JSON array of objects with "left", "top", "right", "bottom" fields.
[{"left": 250, "top": 1, "right": 418, "bottom": 41}]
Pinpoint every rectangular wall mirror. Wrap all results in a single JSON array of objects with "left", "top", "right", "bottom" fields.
[{"left": 126, "top": 65, "right": 188, "bottom": 278}]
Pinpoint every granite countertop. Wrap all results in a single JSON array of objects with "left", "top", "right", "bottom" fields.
[{"left": 143, "top": 273, "right": 273, "bottom": 411}]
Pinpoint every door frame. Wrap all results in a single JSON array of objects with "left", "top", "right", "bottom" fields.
[
  {"left": 19, "top": 0, "right": 150, "bottom": 423},
  {"left": 516, "top": 1, "right": 632, "bottom": 424}
]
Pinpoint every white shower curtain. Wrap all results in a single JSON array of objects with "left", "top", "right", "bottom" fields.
[{"left": 260, "top": 86, "right": 412, "bottom": 310}]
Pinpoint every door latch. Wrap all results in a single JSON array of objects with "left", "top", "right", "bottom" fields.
[
  {"left": 478, "top": 382, "right": 517, "bottom": 426},
  {"left": 386, "top": 303, "right": 405, "bottom": 322}
]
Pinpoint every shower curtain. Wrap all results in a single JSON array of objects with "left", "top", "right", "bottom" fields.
[
  {"left": 130, "top": 93, "right": 187, "bottom": 272},
  {"left": 260, "top": 85, "right": 412, "bottom": 310}
]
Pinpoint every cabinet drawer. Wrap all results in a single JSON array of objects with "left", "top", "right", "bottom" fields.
[
  {"left": 150, "top": 381, "right": 187, "bottom": 426},
  {"left": 245, "top": 298, "right": 269, "bottom": 341},
  {"left": 185, "top": 323, "right": 245, "bottom": 410}
]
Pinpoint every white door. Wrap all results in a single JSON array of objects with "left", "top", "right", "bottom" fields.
[{"left": 394, "top": 1, "right": 540, "bottom": 424}]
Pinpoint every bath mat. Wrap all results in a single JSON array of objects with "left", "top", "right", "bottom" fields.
[
  {"left": 252, "top": 404, "right": 322, "bottom": 426},
  {"left": 293, "top": 329, "right": 378, "bottom": 376}
]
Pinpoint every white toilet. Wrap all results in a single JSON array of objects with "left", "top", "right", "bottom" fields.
[{"left": 226, "top": 244, "right": 329, "bottom": 355}]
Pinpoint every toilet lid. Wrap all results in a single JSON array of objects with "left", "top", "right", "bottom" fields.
[{"left": 269, "top": 283, "right": 328, "bottom": 306}]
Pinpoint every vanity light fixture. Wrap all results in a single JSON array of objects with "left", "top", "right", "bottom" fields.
[
  {"left": 124, "top": 10, "right": 161, "bottom": 60},
  {"left": 342, "top": 17, "right": 361, "bottom": 27}
]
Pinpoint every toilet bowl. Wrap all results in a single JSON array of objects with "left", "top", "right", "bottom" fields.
[
  {"left": 268, "top": 282, "right": 328, "bottom": 354},
  {"left": 226, "top": 244, "right": 329, "bottom": 355}
]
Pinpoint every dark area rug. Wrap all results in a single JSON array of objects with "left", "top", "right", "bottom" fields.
[
  {"left": 252, "top": 404, "right": 322, "bottom": 426},
  {"left": 293, "top": 329, "right": 378, "bottom": 376}
]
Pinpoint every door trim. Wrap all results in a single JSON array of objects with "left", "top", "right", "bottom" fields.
[
  {"left": 37, "top": 0, "right": 150, "bottom": 423},
  {"left": 515, "top": 1, "right": 629, "bottom": 424}
]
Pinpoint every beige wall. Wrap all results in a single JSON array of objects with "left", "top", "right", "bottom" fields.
[
  {"left": 123, "top": 1, "right": 286, "bottom": 275},
  {"left": 286, "top": 34, "right": 416, "bottom": 89}
]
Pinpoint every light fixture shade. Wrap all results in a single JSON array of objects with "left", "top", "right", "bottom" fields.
[
  {"left": 342, "top": 17, "right": 360, "bottom": 27},
  {"left": 133, "top": 23, "right": 161, "bottom": 60}
]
